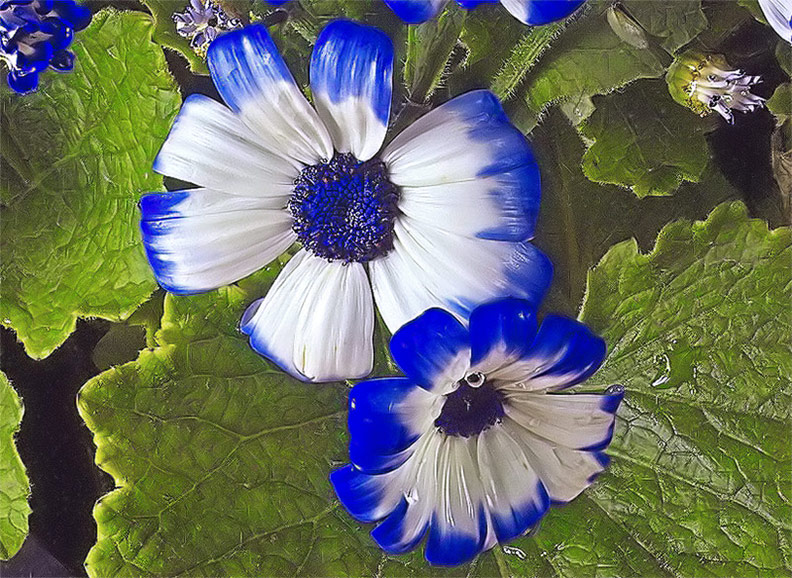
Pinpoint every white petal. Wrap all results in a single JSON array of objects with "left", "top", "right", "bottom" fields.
[
  {"left": 476, "top": 425, "right": 549, "bottom": 542},
  {"left": 382, "top": 90, "right": 535, "bottom": 187},
  {"left": 503, "top": 392, "right": 618, "bottom": 450},
  {"left": 140, "top": 188, "right": 295, "bottom": 294},
  {"left": 310, "top": 21, "right": 393, "bottom": 161},
  {"left": 370, "top": 217, "right": 552, "bottom": 332},
  {"left": 240, "top": 250, "right": 374, "bottom": 382},
  {"left": 371, "top": 432, "right": 442, "bottom": 553},
  {"left": 501, "top": 418, "right": 607, "bottom": 504},
  {"left": 208, "top": 24, "right": 334, "bottom": 165},
  {"left": 758, "top": 0, "right": 792, "bottom": 42},
  {"left": 153, "top": 94, "right": 299, "bottom": 204},
  {"left": 422, "top": 436, "right": 489, "bottom": 565},
  {"left": 396, "top": 163, "right": 540, "bottom": 242}
]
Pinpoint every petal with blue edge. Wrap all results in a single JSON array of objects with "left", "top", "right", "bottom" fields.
[
  {"left": 469, "top": 298, "right": 539, "bottom": 375},
  {"left": 310, "top": 20, "right": 393, "bottom": 161},
  {"left": 330, "top": 465, "right": 401, "bottom": 523},
  {"left": 476, "top": 425, "right": 550, "bottom": 542},
  {"left": 207, "top": 24, "right": 333, "bottom": 165},
  {"left": 140, "top": 188, "right": 295, "bottom": 295},
  {"left": 383, "top": 0, "right": 449, "bottom": 23},
  {"left": 424, "top": 436, "right": 490, "bottom": 566},
  {"left": 502, "top": 418, "right": 612, "bottom": 503},
  {"left": 500, "top": 0, "right": 585, "bottom": 25},
  {"left": 240, "top": 250, "right": 374, "bottom": 382},
  {"left": 370, "top": 217, "right": 552, "bottom": 334},
  {"left": 389, "top": 308, "right": 470, "bottom": 394},
  {"left": 396, "top": 163, "right": 540, "bottom": 242},
  {"left": 383, "top": 90, "right": 538, "bottom": 186},
  {"left": 153, "top": 94, "right": 299, "bottom": 203},
  {"left": 489, "top": 314, "right": 606, "bottom": 390},
  {"left": 383, "top": 90, "right": 541, "bottom": 242},
  {"left": 503, "top": 389, "right": 623, "bottom": 451},
  {"left": 370, "top": 431, "right": 442, "bottom": 553},
  {"left": 348, "top": 377, "right": 438, "bottom": 474}
]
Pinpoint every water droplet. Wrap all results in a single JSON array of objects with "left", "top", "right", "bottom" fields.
[
  {"left": 405, "top": 489, "right": 419, "bottom": 505},
  {"left": 502, "top": 546, "right": 526, "bottom": 560},
  {"left": 605, "top": 384, "right": 625, "bottom": 395}
]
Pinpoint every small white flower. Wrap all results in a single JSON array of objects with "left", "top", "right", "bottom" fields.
[
  {"left": 668, "top": 53, "right": 765, "bottom": 125},
  {"left": 172, "top": 0, "right": 241, "bottom": 56}
]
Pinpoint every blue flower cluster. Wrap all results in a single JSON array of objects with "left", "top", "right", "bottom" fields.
[{"left": 0, "top": 0, "right": 90, "bottom": 93}]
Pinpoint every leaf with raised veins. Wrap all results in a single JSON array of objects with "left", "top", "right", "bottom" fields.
[
  {"left": 578, "top": 79, "right": 713, "bottom": 197},
  {"left": 0, "top": 9, "right": 181, "bottom": 359},
  {"left": 0, "top": 371, "right": 30, "bottom": 561},
  {"left": 79, "top": 198, "right": 791, "bottom": 576}
]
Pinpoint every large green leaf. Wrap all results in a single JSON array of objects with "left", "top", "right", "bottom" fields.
[
  {"left": 532, "top": 110, "right": 737, "bottom": 316},
  {"left": 578, "top": 79, "right": 712, "bottom": 197},
  {"left": 0, "top": 9, "right": 181, "bottom": 359},
  {"left": 0, "top": 371, "right": 30, "bottom": 560},
  {"left": 79, "top": 199, "right": 791, "bottom": 576},
  {"left": 77, "top": 266, "right": 466, "bottom": 577},
  {"left": 499, "top": 202, "right": 792, "bottom": 577}
]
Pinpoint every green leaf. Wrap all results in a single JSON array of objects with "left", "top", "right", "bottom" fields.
[
  {"left": 767, "top": 82, "right": 792, "bottom": 126},
  {"left": 0, "top": 9, "right": 181, "bottom": 359},
  {"left": 578, "top": 79, "right": 712, "bottom": 197},
  {"left": 620, "top": 0, "right": 707, "bottom": 53},
  {"left": 77, "top": 266, "right": 484, "bottom": 577},
  {"left": 517, "top": 2, "right": 666, "bottom": 130},
  {"left": 0, "top": 371, "right": 30, "bottom": 561},
  {"left": 497, "top": 202, "right": 792, "bottom": 577},
  {"left": 533, "top": 110, "right": 738, "bottom": 316}
]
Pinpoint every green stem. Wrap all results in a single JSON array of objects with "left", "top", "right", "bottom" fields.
[{"left": 491, "top": 20, "right": 567, "bottom": 101}]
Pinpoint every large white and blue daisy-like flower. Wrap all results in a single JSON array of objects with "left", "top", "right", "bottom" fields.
[
  {"left": 758, "top": 0, "right": 791, "bottom": 43},
  {"left": 384, "top": 0, "right": 585, "bottom": 25},
  {"left": 331, "top": 298, "right": 624, "bottom": 565},
  {"left": 140, "top": 21, "right": 551, "bottom": 383}
]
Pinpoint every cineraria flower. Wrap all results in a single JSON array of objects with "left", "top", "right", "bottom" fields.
[
  {"left": 331, "top": 299, "right": 624, "bottom": 565},
  {"left": 383, "top": 0, "right": 585, "bottom": 25},
  {"left": 667, "top": 53, "right": 765, "bottom": 125},
  {"left": 758, "top": 0, "right": 792, "bottom": 43},
  {"left": 173, "top": 0, "right": 241, "bottom": 57},
  {"left": 140, "top": 21, "right": 551, "bottom": 382},
  {"left": 0, "top": 0, "right": 91, "bottom": 94}
]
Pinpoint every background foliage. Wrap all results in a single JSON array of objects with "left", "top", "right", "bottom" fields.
[{"left": 0, "top": 0, "right": 790, "bottom": 575}]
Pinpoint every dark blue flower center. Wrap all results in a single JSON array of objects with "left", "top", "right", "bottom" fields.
[
  {"left": 435, "top": 373, "right": 505, "bottom": 438},
  {"left": 289, "top": 153, "right": 399, "bottom": 263}
]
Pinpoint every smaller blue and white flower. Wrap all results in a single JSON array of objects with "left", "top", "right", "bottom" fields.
[
  {"left": 384, "top": 0, "right": 585, "bottom": 25},
  {"left": 0, "top": 0, "right": 91, "bottom": 93},
  {"left": 331, "top": 298, "right": 624, "bottom": 566},
  {"left": 173, "top": 0, "right": 242, "bottom": 57},
  {"left": 758, "top": 0, "right": 791, "bottom": 43},
  {"left": 140, "top": 21, "right": 551, "bottom": 383}
]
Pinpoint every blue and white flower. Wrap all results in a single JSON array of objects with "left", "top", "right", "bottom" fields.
[
  {"left": 173, "top": 0, "right": 242, "bottom": 57},
  {"left": 140, "top": 21, "right": 551, "bottom": 383},
  {"left": 384, "top": 0, "right": 585, "bottom": 25},
  {"left": 758, "top": 0, "right": 791, "bottom": 43},
  {"left": 331, "top": 299, "right": 623, "bottom": 565},
  {"left": 0, "top": 0, "right": 90, "bottom": 93}
]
